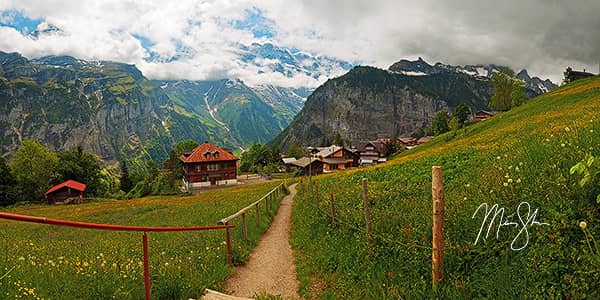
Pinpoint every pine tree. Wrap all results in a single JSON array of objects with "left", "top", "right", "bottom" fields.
[
  {"left": 0, "top": 156, "right": 17, "bottom": 206},
  {"left": 120, "top": 160, "right": 133, "bottom": 193},
  {"left": 432, "top": 110, "right": 450, "bottom": 135}
]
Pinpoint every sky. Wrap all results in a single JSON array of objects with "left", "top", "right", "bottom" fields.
[{"left": 0, "top": 0, "right": 599, "bottom": 87}]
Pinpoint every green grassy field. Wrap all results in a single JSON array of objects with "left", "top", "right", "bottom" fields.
[
  {"left": 291, "top": 77, "right": 600, "bottom": 299},
  {"left": 0, "top": 181, "right": 285, "bottom": 299}
]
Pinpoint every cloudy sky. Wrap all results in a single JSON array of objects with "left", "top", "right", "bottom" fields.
[{"left": 0, "top": 0, "right": 598, "bottom": 87}]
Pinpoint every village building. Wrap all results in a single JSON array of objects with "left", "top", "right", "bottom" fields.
[
  {"left": 284, "top": 157, "right": 324, "bottom": 176},
  {"left": 45, "top": 180, "right": 86, "bottom": 204},
  {"left": 315, "top": 145, "right": 359, "bottom": 172},
  {"left": 280, "top": 157, "right": 298, "bottom": 172},
  {"left": 565, "top": 70, "right": 595, "bottom": 82},
  {"left": 398, "top": 137, "right": 418, "bottom": 148},
  {"left": 180, "top": 142, "right": 239, "bottom": 190},
  {"left": 356, "top": 141, "right": 385, "bottom": 165},
  {"left": 473, "top": 110, "right": 497, "bottom": 121}
]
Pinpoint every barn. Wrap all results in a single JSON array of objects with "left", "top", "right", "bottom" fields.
[{"left": 45, "top": 180, "right": 87, "bottom": 204}]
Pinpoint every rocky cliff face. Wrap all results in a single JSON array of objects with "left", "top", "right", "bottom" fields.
[
  {"left": 271, "top": 60, "right": 556, "bottom": 149},
  {"left": 0, "top": 52, "right": 170, "bottom": 162},
  {"left": 277, "top": 78, "right": 448, "bottom": 147}
]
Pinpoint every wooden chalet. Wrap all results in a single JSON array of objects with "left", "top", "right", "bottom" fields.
[
  {"left": 473, "top": 110, "right": 496, "bottom": 121},
  {"left": 315, "top": 146, "right": 359, "bottom": 172},
  {"left": 285, "top": 157, "right": 324, "bottom": 176},
  {"left": 566, "top": 70, "right": 595, "bottom": 82},
  {"left": 180, "top": 142, "right": 239, "bottom": 190},
  {"left": 356, "top": 141, "right": 384, "bottom": 166},
  {"left": 398, "top": 137, "right": 418, "bottom": 148},
  {"left": 45, "top": 180, "right": 86, "bottom": 204}
]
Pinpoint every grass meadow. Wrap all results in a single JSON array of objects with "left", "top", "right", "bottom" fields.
[
  {"left": 0, "top": 181, "right": 285, "bottom": 299},
  {"left": 291, "top": 76, "right": 600, "bottom": 298}
]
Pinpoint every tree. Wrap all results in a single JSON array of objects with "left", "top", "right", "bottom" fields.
[
  {"left": 56, "top": 146, "right": 104, "bottom": 196},
  {"left": 9, "top": 140, "right": 59, "bottom": 202},
  {"left": 563, "top": 67, "right": 573, "bottom": 84},
  {"left": 449, "top": 116, "right": 460, "bottom": 132},
  {"left": 511, "top": 80, "right": 526, "bottom": 108},
  {"left": 240, "top": 143, "right": 279, "bottom": 173},
  {"left": 0, "top": 156, "right": 17, "bottom": 206},
  {"left": 490, "top": 68, "right": 526, "bottom": 111},
  {"left": 454, "top": 103, "right": 471, "bottom": 125},
  {"left": 432, "top": 110, "right": 450, "bottom": 135},
  {"left": 174, "top": 139, "right": 199, "bottom": 157},
  {"left": 287, "top": 144, "right": 303, "bottom": 159},
  {"left": 489, "top": 71, "right": 514, "bottom": 111},
  {"left": 119, "top": 160, "right": 133, "bottom": 193},
  {"left": 332, "top": 133, "right": 345, "bottom": 146},
  {"left": 164, "top": 140, "right": 199, "bottom": 188}
]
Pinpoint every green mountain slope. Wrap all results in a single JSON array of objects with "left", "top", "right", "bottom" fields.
[
  {"left": 291, "top": 76, "right": 600, "bottom": 298},
  {"left": 0, "top": 52, "right": 304, "bottom": 161}
]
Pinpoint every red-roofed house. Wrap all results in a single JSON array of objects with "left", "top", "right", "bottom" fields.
[
  {"left": 45, "top": 180, "right": 87, "bottom": 204},
  {"left": 180, "top": 142, "right": 239, "bottom": 190}
]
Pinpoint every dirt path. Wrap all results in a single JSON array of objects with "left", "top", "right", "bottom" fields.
[{"left": 224, "top": 183, "right": 300, "bottom": 299}]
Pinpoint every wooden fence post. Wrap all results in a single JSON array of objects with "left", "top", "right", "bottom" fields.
[
  {"left": 329, "top": 193, "right": 336, "bottom": 223},
  {"left": 241, "top": 212, "right": 248, "bottom": 241},
  {"left": 256, "top": 203, "right": 261, "bottom": 225},
  {"left": 300, "top": 177, "right": 304, "bottom": 194},
  {"left": 265, "top": 194, "right": 269, "bottom": 213},
  {"left": 432, "top": 166, "right": 445, "bottom": 285},
  {"left": 361, "top": 178, "right": 372, "bottom": 245}
]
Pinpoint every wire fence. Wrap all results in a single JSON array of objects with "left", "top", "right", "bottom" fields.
[{"left": 297, "top": 178, "right": 470, "bottom": 252}]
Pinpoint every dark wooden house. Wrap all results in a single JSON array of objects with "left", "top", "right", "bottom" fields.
[
  {"left": 316, "top": 146, "right": 359, "bottom": 172},
  {"left": 356, "top": 141, "right": 383, "bottom": 165},
  {"left": 288, "top": 157, "right": 324, "bottom": 176},
  {"left": 180, "top": 142, "right": 239, "bottom": 190},
  {"left": 565, "top": 70, "right": 595, "bottom": 83},
  {"left": 45, "top": 180, "right": 86, "bottom": 204},
  {"left": 473, "top": 110, "right": 496, "bottom": 121}
]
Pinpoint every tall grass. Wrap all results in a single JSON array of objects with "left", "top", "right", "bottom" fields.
[
  {"left": 291, "top": 77, "right": 600, "bottom": 299},
  {"left": 0, "top": 181, "right": 285, "bottom": 299}
]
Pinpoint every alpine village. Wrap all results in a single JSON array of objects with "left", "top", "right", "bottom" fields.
[{"left": 0, "top": 2, "right": 599, "bottom": 300}]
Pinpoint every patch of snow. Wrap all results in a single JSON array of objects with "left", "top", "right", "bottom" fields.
[
  {"left": 459, "top": 69, "right": 477, "bottom": 76},
  {"left": 476, "top": 67, "right": 488, "bottom": 77},
  {"left": 160, "top": 83, "right": 168, "bottom": 89},
  {"left": 537, "top": 82, "right": 549, "bottom": 93},
  {"left": 401, "top": 71, "right": 429, "bottom": 76},
  {"left": 203, "top": 89, "right": 230, "bottom": 132}
]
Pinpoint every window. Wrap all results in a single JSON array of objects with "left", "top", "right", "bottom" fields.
[
  {"left": 194, "top": 165, "right": 201, "bottom": 172},
  {"left": 213, "top": 151, "right": 219, "bottom": 159},
  {"left": 204, "top": 151, "right": 211, "bottom": 159},
  {"left": 207, "top": 163, "right": 219, "bottom": 171}
]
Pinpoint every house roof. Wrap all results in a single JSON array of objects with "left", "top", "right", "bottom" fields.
[
  {"left": 290, "top": 157, "right": 321, "bottom": 168},
  {"left": 398, "top": 137, "right": 417, "bottom": 144},
  {"left": 282, "top": 157, "right": 297, "bottom": 164},
  {"left": 46, "top": 180, "right": 87, "bottom": 195},
  {"left": 356, "top": 141, "right": 383, "bottom": 153},
  {"left": 475, "top": 110, "right": 495, "bottom": 116},
  {"left": 316, "top": 146, "right": 342, "bottom": 158},
  {"left": 180, "top": 142, "right": 239, "bottom": 163}
]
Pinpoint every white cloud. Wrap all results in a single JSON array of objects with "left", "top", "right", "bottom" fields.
[{"left": 1, "top": 0, "right": 599, "bottom": 86}]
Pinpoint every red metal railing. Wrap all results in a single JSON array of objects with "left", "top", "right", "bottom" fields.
[{"left": 0, "top": 212, "right": 235, "bottom": 300}]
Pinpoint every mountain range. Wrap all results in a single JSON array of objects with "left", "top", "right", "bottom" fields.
[
  {"left": 271, "top": 58, "right": 557, "bottom": 148},
  {"left": 1, "top": 50, "right": 556, "bottom": 163},
  {"left": 0, "top": 51, "right": 314, "bottom": 162}
]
